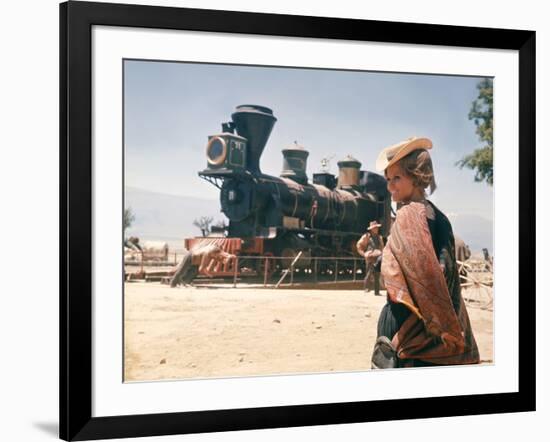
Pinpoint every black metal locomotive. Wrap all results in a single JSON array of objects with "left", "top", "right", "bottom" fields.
[{"left": 191, "top": 104, "right": 391, "bottom": 276}]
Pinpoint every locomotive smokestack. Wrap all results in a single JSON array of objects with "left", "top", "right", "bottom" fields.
[
  {"left": 337, "top": 155, "right": 362, "bottom": 188},
  {"left": 231, "top": 105, "right": 277, "bottom": 175},
  {"left": 281, "top": 141, "right": 309, "bottom": 184}
]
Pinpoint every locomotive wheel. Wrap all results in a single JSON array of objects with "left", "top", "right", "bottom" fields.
[{"left": 458, "top": 259, "right": 493, "bottom": 311}]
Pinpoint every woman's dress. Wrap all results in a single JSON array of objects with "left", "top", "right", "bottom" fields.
[{"left": 376, "top": 200, "right": 479, "bottom": 367}]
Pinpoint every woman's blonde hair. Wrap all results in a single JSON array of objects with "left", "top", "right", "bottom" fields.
[{"left": 396, "top": 149, "right": 437, "bottom": 195}]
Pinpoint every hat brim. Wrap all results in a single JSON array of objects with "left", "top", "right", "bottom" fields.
[{"left": 376, "top": 137, "right": 433, "bottom": 172}]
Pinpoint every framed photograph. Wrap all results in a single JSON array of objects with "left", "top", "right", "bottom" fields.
[{"left": 60, "top": 1, "right": 535, "bottom": 440}]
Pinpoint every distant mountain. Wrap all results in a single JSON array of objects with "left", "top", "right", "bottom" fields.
[
  {"left": 446, "top": 213, "right": 493, "bottom": 254},
  {"left": 124, "top": 187, "right": 227, "bottom": 251}
]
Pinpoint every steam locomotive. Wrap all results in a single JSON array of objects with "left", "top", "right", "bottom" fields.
[{"left": 185, "top": 104, "right": 391, "bottom": 277}]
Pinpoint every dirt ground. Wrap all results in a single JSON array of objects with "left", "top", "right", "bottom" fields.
[{"left": 124, "top": 282, "right": 494, "bottom": 381}]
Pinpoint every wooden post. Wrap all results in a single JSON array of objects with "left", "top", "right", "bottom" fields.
[
  {"left": 233, "top": 256, "right": 239, "bottom": 288},
  {"left": 263, "top": 257, "right": 269, "bottom": 287},
  {"left": 353, "top": 259, "right": 357, "bottom": 282},
  {"left": 313, "top": 258, "right": 318, "bottom": 283},
  {"left": 335, "top": 258, "right": 338, "bottom": 282}
]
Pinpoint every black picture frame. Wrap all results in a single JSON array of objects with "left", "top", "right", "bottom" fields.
[{"left": 60, "top": 1, "right": 536, "bottom": 440}]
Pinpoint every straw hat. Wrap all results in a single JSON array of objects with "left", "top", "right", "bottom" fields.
[
  {"left": 367, "top": 220, "right": 382, "bottom": 231},
  {"left": 375, "top": 137, "right": 433, "bottom": 172}
]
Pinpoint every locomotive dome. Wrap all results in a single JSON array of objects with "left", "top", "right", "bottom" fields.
[
  {"left": 337, "top": 155, "right": 362, "bottom": 188},
  {"left": 281, "top": 141, "right": 309, "bottom": 185}
]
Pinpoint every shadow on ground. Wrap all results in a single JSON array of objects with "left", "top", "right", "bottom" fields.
[{"left": 33, "top": 422, "right": 58, "bottom": 438}]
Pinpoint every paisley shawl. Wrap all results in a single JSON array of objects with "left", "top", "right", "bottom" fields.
[{"left": 382, "top": 202, "right": 480, "bottom": 365}]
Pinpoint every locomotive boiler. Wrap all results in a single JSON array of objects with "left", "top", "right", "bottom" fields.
[{"left": 187, "top": 104, "right": 391, "bottom": 276}]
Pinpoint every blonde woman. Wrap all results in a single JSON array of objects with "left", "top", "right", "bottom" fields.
[{"left": 371, "top": 137, "right": 480, "bottom": 369}]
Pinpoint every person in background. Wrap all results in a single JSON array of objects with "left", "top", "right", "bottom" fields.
[
  {"left": 482, "top": 248, "right": 493, "bottom": 271},
  {"left": 356, "top": 220, "right": 384, "bottom": 296},
  {"left": 454, "top": 236, "right": 471, "bottom": 263},
  {"left": 371, "top": 136, "right": 479, "bottom": 369}
]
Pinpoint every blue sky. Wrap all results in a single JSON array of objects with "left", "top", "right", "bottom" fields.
[{"left": 124, "top": 59, "right": 493, "bottom": 223}]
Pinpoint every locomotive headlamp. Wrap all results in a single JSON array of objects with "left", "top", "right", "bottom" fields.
[
  {"left": 206, "top": 137, "right": 228, "bottom": 166},
  {"left": 203, "top": 133, "right": 248, "bottom": 173}
]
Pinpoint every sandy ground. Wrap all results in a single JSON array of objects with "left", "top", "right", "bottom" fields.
[{"left": 124, "top": 282, "right": 493, "bottom": 381}]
